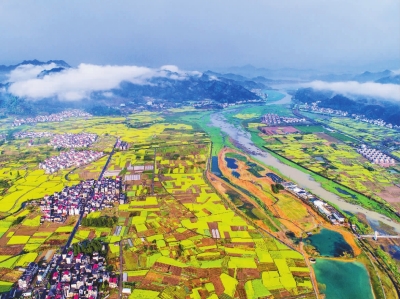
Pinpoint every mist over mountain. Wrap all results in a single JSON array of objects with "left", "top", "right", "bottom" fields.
[
  {"left": 375, "top": 74, "right": 400, "bottom": 85},
  {"left": 0, "top": 60, "right": 261, "bottom": 116}
]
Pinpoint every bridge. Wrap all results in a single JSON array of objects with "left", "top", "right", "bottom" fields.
[{"left": 361, "top": 231, "right": 400, "bottom": 240}]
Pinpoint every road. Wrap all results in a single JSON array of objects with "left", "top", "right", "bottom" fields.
[{"left": 119, "top": 241, "right": 123, "bottom": 299}]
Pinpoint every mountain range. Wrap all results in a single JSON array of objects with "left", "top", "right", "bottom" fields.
[
  {"left": 0, "top": 60, "right": 263, "bottom": 117},
  {"left": 0, "top": 59, "right": 70, "bottom": 72},
  {"left": 213, "top": 64, "right": 400, "bottom": 84}
]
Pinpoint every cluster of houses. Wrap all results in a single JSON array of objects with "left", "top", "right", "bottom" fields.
[
  {"left": 352, "top": 114, "right": 399, "bottom": 129},
  {"left": 299, "top": 102, "right": 399, "bottom": 130},
  {"left": 39, "top": 177, "right": 125, "bottom": 223},
  {"left": 261, "top": 113, "right": 306, "bottom": 126},
  {"left": 49, "top": 133, "right": 97, "bottom": 149},
  {"left": 115, "top": 139, "right": 129, "bottom": 151},
  {"left": 18, "top": 263, "right": 39, "bottom": 290},
  {"left": 281, "top": 181, "right": 346, "bottom": 225},
  {"left": 45, "top": 250, "right": 117, "bottom": 299},
  {"left": 193, "top": 98, "right": 264, "bottom": 109},
  {"left": 14, "top": 131, "right": 53, "bottom": 139},
  {"left": 12, "top": 110, "right": 92, "bottom": 126},
  {"left": 357, "top": 145, "right": 396, "bottom": 167},
  {"left": 39, "top": 150, "right": 104, "bottom": 174},
  {"left": 299, "top": 102, "right": 349, "bottom": 116}
]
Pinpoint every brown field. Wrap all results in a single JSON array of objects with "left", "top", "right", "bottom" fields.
[
  {"left": 259, "top": 126, "right": 299, "bottom": 135},
  {"left": 315, "top": 132, "right": 340, "bottom": 143},
  {"left": 378, "top": 185, "right": 400, "bottom": 203}
]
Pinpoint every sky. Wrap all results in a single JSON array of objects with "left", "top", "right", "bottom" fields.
[{"left": 1, "top": 0, "right": 399, "bottom": 72}]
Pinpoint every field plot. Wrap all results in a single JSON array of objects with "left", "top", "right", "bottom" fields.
[
  {"left": 73, "top": 133, "right": 315, "bottom": 298},
  {"left": 0, "top": 139, "right": 80, "bottom": 216},
  {"left": 316, "top": 117, "right": 400, "bottom": 146},
  {"left": 262, "top": 132, "right": 400, "bottom": 212}
]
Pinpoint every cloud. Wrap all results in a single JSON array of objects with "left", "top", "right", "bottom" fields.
[
  {"left": 7, "top": 63, "right": 200, "bottom": 101},
  {"left": 305, "top": 80, "right": 400, "bottom": 101},
  {"left": 7, "top": 63, "right": 58, "bottom": 82}
]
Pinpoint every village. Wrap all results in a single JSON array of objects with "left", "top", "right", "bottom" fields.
[
  {"left": 12, "top": 110, "right": 92, "bottom": 127},
  {"left": 299, "top": 102, "right": 400, "bottom": 129},
  {"left": 261, "top": 113, "right": 306, "bottom": 126},
  {"left": 13, "top": 243, "right": 118, "bottom": 299},
  {"left": 49, "top": 133, "right": 98, "bottom": 149},
  {"left": 357, "top": 145, "right": 396, "bottom": 167},
  {"left": 39, "top": 150, "right": 104, "bottom": 174},
  {"left": 14, "top": 131, "right": 53, "bottom": 140},
  {"left": 39, "top": 177, "right": 125, "bottom": 223}
]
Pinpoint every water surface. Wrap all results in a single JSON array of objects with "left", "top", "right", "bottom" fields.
[
  {"left": 312, "top": 259, "right": 374, "bottom": 299},
  {"left": 307, "top": 228, "right": 353, "bottom": 257},
  {"left": 225, "top": 157, "right": 238, "bottom": 169}
]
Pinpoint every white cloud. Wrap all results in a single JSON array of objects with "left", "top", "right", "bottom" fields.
[
  {"left": 7, "top": 63, "right": 201, "bottom": 101},
  {"left": 7, "top": 63, "right": 58, "bottom": 82},
  {"left": 305, "top": 80, "right": 400, "bottom": 101}
]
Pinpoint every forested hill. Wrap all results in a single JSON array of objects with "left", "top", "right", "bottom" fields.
[{"left": 294, "top": 88, "right": 400, "bottom": 126}]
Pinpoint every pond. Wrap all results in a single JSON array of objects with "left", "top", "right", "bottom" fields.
[
  {"left": 334, "top": 187, "right": 357, "bottom": 199},
  {"left": 306, "top": 228, "right": 353, "bottom": 257},
  {"left": 312, "top": 259, "right": 374, "bottom": 299},
  {"left": 232, "top": 171, "right": 240, "bottom": 178},
  {"left": 225, "top": 157, "right": 238, "bottom": 169}
]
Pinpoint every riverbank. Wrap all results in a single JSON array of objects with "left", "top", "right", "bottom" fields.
[{"left": 209, "top": 110, "right": 400, "bottom": 233}]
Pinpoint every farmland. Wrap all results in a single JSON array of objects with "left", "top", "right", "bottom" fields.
[
  {"left": 1, "top": 104, "right": 399, "bottom": 298},
  {"left": 72, "top": 123, "right": 316, "bottom": 298},
  {"left": 0, "top": 110, "right": 319, "bottom": 298},
  {"left": 258, "top": 130, "right": 400, "bottom": 214}
]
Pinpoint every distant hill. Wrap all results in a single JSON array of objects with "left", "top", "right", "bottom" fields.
[
  {"left": 37, "top": 67, "right": 66, "bottom": 78},
  {"left": 375, "top": 74, "right": 400, "bottom": 85},
  {"left": 0, "top": 59, "right": 70, "bottom": 73},
  {"left": 216, "top": 64, "right": 313, "bottom": 81},
  {"left": 112, "top": 73, "right": 261, "bottom": 104},
  {"left": 203, "top": 70, "right": 268, "bottom": 89},
  {"left": 352, "top": 70, "right": 394, "bottom": 83},
  {"left": 294, "top": 87, "right": 400, "bottom": 126}
]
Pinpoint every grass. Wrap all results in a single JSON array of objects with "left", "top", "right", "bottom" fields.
[{"left": 0, "top": 281, "right": 13, "bottom": 293}]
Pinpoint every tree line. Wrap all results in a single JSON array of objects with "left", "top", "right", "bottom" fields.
[{"left": 81, "top": 215, "right": 118, "bottom": 227}]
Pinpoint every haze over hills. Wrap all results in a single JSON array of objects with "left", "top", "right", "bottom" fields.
[
  {"left": 0, "top": 59, "right": 399, "bottom": 120},
  {"left": 0, "top": 60, "right": 264, "bottom": 116}
]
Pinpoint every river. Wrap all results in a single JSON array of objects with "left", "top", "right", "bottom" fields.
[{"left": 209, "top": 100, "right": 400, "bottom": 233}]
